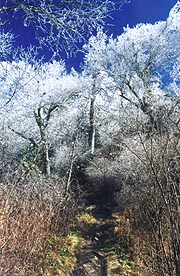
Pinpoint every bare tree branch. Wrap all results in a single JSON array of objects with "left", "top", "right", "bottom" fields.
[{"left": 0, "top": 0, "right": 129, "bottom": 53}]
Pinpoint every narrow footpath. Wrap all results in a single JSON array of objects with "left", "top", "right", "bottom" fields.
[{"left": 71, "top": 183, "right": 119, "bottom": 276}]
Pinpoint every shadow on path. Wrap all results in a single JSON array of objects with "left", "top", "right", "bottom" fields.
[{"left": 71, "top": 182, "right": 119, "bottom": 276}]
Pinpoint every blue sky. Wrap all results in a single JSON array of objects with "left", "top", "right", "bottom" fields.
[
  {"left": 109, "top": 0, "right": 177, "bottom": 34},
  {"left": 0, "top": 0, "right": 178, "bottom": 70}
]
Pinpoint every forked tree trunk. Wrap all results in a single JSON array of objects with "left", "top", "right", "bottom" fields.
[{"left": 34, "top": 107, "right": 51, "bottom": 176}]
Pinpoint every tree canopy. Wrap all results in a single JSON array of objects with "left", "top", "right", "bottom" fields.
[{"left": 0, "top": 0, "right": 129, "bottom": 53}]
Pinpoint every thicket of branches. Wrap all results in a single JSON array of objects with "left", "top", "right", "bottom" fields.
[{"left": 0, "top": 0, "right": 128, "bottom": 53}]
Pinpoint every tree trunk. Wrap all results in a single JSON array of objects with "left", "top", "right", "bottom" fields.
[
  {"left": 88, "top": 96, "right": 95, "bottom": 154},
  {"left": 65, "top": 139, "right": 76, "bottom": 197},
  {"left": 34, "top": 107, "right": 51, "bottom": 176},
  {"left": 41, "top": 139, "right": 51, "bottom": 176}
]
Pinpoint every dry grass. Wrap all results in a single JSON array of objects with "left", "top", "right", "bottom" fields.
[
  {"left": 38, "top": 234, "right": 84, "bottom": 276},
  {"left": 105, "top": 213, "right": 140, "bottom": 276},
  {"left": 36, "top": 212, "right": 96, "bottom": 275},
  {"left": 0, "top": 175, "right": 78, "bottom": 276}
]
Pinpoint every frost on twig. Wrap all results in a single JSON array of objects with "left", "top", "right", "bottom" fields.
[{"left": 0, "top": 0, "right": 129, "bottom": 53}]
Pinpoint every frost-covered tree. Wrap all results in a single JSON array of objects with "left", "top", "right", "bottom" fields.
[
  {"left": 0, "top": 59, "right": 83, "bottom": 175},
  {"left": 83, "top": 1, "right": 180, "bottom": 132},
  {"left": 0, "top": 0, "right": 128, "bottom": 53},
  {"left": 0, "top": 28, "right": 14, "bottom": 59},
  {"left": 81, "top": 57, "right": 117, "bottom": 154}
]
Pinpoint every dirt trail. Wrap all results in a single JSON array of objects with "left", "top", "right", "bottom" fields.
[{"left": 71, "top": 185, "right": 118, "bottom": 276}]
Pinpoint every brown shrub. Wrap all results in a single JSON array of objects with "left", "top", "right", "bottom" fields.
[
  {"left": 114, "top": 132, "right": 180, "bottom": 276},
  {"left": 0, "top": 175, "right": 78, "bottom": 276}
]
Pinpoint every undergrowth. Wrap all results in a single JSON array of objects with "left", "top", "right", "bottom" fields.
[{"left": 0, "top": 175, "right": 79, "bottom": 276}]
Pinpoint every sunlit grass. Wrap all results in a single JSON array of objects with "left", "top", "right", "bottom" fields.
[
  {"left": 38, "top": 234, "right": 85, "bottom": 276},
  {"left": 0, "top": 177, "right": 79, "bottom": 276}
]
